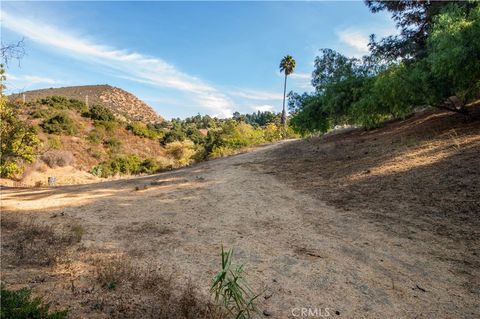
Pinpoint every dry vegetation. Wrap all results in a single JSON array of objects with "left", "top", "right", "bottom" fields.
[
  {"left": 1, "top": 107, "right": 479, "bottom": 318},
  {"left": 0, "top": 214, "right": 225, "bottom": 318},
  {"left": 262, "top": 107, "right": 480, "bottom": 245}
]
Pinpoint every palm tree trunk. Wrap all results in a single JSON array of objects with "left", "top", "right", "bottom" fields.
[{"left": 281, "top": 73, "right": 287, "bottom": 125}]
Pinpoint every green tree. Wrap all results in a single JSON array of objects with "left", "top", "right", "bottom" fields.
[
  {"left": 0, "top": 66, "right": 39, "bottom": 177},
  {"left": 365, "top": 0, "right": 475, "bottom": 61},
  {"left": 427, "top": 3, "right": 480, "bottom": 112},
  {"left": 279, "top": 55, "right": 296, "bottom": 125}
]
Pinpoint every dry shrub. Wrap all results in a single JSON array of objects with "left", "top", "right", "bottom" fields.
[
  {"left": 165, "top": 140, "right": 195, "bottom": 167},
  {"left": 40, "top": 150, "right": 74, "bottom": 168},
  {"left": 1, "top": 216, "right": 81, "bottom": 266},
  {"left": 94, "top": 256, "right": 224, "bottom": 319}
]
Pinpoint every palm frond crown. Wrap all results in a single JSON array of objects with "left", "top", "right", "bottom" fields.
[{"left": 279, "top": 55, "right": 296, "bottom": 76}]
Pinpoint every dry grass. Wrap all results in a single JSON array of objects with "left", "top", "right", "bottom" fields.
[
  {"left": 1, "top": 215, "right": 82, "bottom": 266},
  {"left": 91, "top": 256, "right": 224, "bottom": 319},
  {"left": 263, "top": 107, "right": 480, "bottom": 243}
]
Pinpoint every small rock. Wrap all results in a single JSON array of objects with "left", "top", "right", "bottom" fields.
[
  {"left": 263, "top": 309, "right": 272, "bottom": 316},
  {"left": 264, "top": 290, "right": 273, "bottom": 299},
  {"left": 335, "top": 310, "right": 340, "bottom": 315},
  {"left": 272, "top": 278, "right": 277, "bottom": 283}
]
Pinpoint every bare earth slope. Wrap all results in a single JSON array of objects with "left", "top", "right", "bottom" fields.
[
  {"left": 1, "top": 109, "right": 479, "bottom": 318},
  {"left": 9, "top": 84, "right": 163, "bottom": 123}
]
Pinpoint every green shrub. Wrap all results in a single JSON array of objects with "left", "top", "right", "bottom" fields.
[
  {"left": 104, "top": 137, "right": 121, "bottom": 152},
  {"left": 41, "top": 113, "right": 78, "bottom": 135},
  {"left": 127, "top": 122, "right": 159, "bottom": 139},
  {"left": 0, "top": 287, "right": 68, "bottom": 319},
  {"left": 91, "top": 155, "right": 170, "bottom": 177},
  {"left": 39, "top": 96, "right": 87, "bottom": 113},
  {"left": 1, "top": 102, "right": 40, "bottom": 177},
  {"left": 139, "top": 158, "right": 161, "bottom": 174},
  {"left": 209, "top": 146, "right": 236, "bottom": 159},
  {"left": 83, "top": 104, "right": 115, "bottom": 122},
  {"left": 47, "top": 136, "right": 63, "bottom": 150},
  {"left": 93, "top": 120, "right": 119, "bottom": 132},
  {"left": 91, "top": 154, "right": 142, "bottom": 177},
  {"left": 30, "top": 109, "right": 51, "bottom": 119},
  {"left": 165, "top": 139, "right": 195, "bottom": 166},
  {"left": 86, "top": 127, "right": 105, "bottom": 144},
  {"left": 160, "top": 124, "right": 186, "bottom": 144}
]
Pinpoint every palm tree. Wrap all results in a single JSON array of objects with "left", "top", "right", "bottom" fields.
[{"left": 279, "top": 55, "right": 296, "bottom": 125}]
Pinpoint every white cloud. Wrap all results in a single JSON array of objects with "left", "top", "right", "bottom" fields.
[
  {"left": 5, "top": 73, "right": 62, "bottom": 89},
  {"left": 290, "top": 72, "right": 312, "bottom": 89},
  {"left": 337, "top": 29, "right": 370, "bottom": 58},
  {"left": 229, "top": 88, "right": 283, "bottom": 101},
  {"left": 336, "top": 24, "right": 398, "bottom": 59},
  {"left": 251, "top": 104, "right": 275, "bottom": 112},
  {"left": 290, "top": 72, "right": 310, "bottom": 80},
  {"left": 1, "top": 10, "right": 234, "bottom": 117}
]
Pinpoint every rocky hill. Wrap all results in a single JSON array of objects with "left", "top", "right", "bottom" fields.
[{"left": 9, "top": 85, "right": 163, "bottom": 123}]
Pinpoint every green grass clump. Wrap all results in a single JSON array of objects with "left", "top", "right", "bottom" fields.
[
  {"left": 0, "top": 287, "right": 68, "bottom": 319},
  {"left": 211, "top": 246, "right": 258, "bottom": 319}
]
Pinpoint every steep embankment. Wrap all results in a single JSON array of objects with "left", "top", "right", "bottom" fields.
[{"left": 9, "top": 84, "right": 163, "bottom": 124}]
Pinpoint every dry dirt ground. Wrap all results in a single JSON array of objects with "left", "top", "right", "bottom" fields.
[{"left": 1, "top": 109, "right": 479, "bottom": 319}]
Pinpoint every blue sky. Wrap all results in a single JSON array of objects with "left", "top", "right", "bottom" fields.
[{"left": 1, "top": 1, "right": 396, "bottom": 119}]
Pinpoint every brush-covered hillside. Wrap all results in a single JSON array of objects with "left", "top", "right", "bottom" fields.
[
  {"left": 3, "top": 94, "right": 169, "bottom": 186},
  {"left": 9, "top": 85, "right": 163, "bottom": 124},
  {"left": 1, "top": 87, "right": 293, "bottom": 186}
]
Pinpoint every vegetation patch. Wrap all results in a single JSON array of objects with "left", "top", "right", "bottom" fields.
[
  {"left": 91, "top": 154, "right": 168, "bottom": 177},
  {"left": 1, "top": 216, "right": 83, "bottom": 266},
  {"left": 0, "top": 287, "right": 68, "bottom": 319},
  {"left": 41, "top": 113, "right": 78, "bottom": 135},
  {"left": 40, "top": 150, "right": 74, "bottom": 168}
]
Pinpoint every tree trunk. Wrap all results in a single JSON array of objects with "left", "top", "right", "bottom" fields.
[{"left": 281, "top": 73, "right": 287, "bottom": 125}]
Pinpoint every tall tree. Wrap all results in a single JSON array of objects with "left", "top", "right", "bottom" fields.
[
  {"left": 279, "top": 55, "right": 296, "bottom": 125},
  {"left": 365, "top": 0, "right": 475, "bottom": 62}
]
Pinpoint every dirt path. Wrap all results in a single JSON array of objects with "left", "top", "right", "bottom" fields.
[{"left": 2, "top": 140, "right": 478, "bottom": 318}]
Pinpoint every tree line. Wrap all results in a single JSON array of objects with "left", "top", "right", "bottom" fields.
[{"left": 288, "top": 1, "right": 480, "bottom": 134}]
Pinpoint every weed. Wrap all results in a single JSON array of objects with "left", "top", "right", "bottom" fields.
[
  {"left": 71, "top": 224, "right": 85, "bottom": 243},
  {"left": 211, "top": 246, "right": 258, "bottom": 319}
]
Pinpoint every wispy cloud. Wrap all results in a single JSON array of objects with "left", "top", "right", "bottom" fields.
[
  {"left": 290, "top": 72, "right": 312, "bottom": 89},
  {"left": 337, "top": 29, "right": 369, "bottom": 58},
  {"left": 1, "top": 10, "right": 234, "bottom": 117},
  {"left": 336, "top": 23, "right": 398, "bottom": 58},
  {"left": 5, "top": 73, "right": 63, "bottom": 91},
  {"left": 251, "top": 104, "right": 275, "bottom": 112},
  {"left": 229, "top": 88, "right": 283, "bottom": 101}
]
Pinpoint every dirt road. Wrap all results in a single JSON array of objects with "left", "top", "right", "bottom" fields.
[{"left": 2, "top": 140, "right": 478, "bottom": 318}]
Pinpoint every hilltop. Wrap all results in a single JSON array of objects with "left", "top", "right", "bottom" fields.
[{"left": 9, "top": 84, "right": 163, "bottom": 124}]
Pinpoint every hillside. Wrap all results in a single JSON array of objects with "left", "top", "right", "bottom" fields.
[
  {"left": 1, "top": 106, "right": 479, "bottom": 318},
  {"left": 2, "top": 93, "right": 170, "bottom": 186},
  {"left": 9, "top": 85, "right": 163, "bottom": 124}
]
